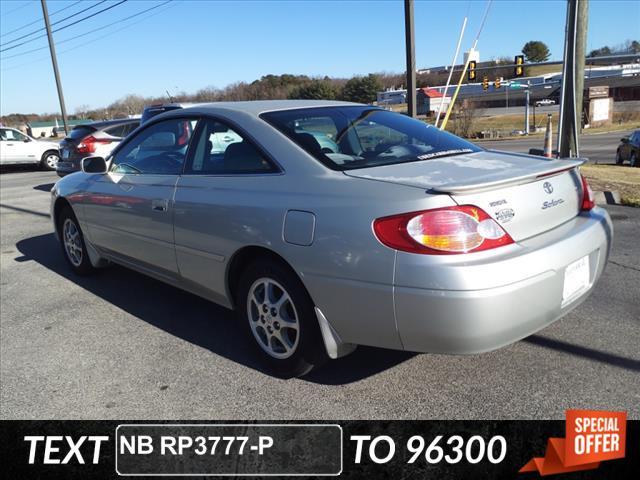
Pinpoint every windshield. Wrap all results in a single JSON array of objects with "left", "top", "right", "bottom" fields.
[{"left": 261, "top": 106, "right": 482, "bottom": 170}]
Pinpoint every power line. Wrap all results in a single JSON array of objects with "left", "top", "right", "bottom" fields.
[
  {"left": 1, "top": 0, "right": 82, "bottom": 39},
  {"left": 1, "top": 0, "right": 108, "bottom": 49},
  {"left": 1, "top": 1, "right": 176, "bottom": 72},
  {"left": 2, "top": 0, "right": 172, "bottom": 60},
  {"left": 1, "top": 0, "right": 34, "bottom": 17},
  {"left": 0, "top": 0, "right": 128, "bottom": 54},
  {"left": 473, "top": 0, "right": 493, "bottom": 43}
]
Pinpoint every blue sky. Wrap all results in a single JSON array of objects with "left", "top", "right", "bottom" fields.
[{"left": 1, "top": 0, "right": 638, "bottom": 114}]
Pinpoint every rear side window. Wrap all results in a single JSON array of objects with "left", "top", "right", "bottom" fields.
[
  {"left": 186, "top": 119, "right": 276, "bottom": 175},
  {"left": 68, "top": 126, "right": 95, "bottom": 140},
  {"left": 261, "top": 106, "right": 482, "bottom": 170},
  {"left": 104, "top": 124, "right": 129, "bottom": 138}
]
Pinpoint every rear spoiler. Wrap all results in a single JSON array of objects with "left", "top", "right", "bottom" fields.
[{"left": 430, "top": 157, "right": 586, "bottom": 195}]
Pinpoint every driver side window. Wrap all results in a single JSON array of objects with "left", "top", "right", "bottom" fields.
[
  {"left": 2, "top": 129, "right": 27, "bottom": 141},
  {"left": 110, "top": 118, "right": 196, "bottom": 175}
]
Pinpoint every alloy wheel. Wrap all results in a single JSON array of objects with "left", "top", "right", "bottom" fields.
[
  {"left": 246, "top": 277, "right": 300, "bottom": 359},
  {"left": 45, "top": 153, "right": 59, "bottom": 169},
  {"left": 62, "top": 218, "right": 83, "bottom": 267}
]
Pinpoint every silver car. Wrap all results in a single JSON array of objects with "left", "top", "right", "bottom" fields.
[{"left": 51, "top": 100, "right": 612, "bottom": 377}]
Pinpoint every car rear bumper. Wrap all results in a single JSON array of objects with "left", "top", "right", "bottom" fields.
[
  {"left": 393, "top": 207, "right": 612, "bottom": 353},
  {"left": 56, "top": 159, "right": 80, "bottom": 176}
]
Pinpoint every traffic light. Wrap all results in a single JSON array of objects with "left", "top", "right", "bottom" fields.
[
  {"left": 514, "top": 55, "right": 524, "bottom": 77},
  {"left": 482, "top": 76, "right": 489, "bottom": 91},
  {"left": 468, "top": 61, "right": 477, "bottom": 81},
  {"left": 494, "top": 77, "right": 501, "bottom": 89}
]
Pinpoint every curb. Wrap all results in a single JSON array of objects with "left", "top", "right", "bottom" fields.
[{"left": 593, "top": 190, "right": 621, "bottom": 205}]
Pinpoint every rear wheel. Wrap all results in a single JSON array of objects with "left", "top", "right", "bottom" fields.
[
  {"left": 236, "top": 259, "right": 327, "bottom": 377},
  {"left": 41, "top": 150, "right": 60, "bottom": 171},
  {"left": 631, "top": 152, "right": 639, "bottom": 168},
  {"left": 58, "top": 206, "right": 95, "bottom": 275},
  {"left": 615, "top": 150, "right": 623, "bottom": 165}
]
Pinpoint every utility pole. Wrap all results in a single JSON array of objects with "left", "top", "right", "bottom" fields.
[
  {"left": 41, "top": 0, "right": 69, "bottom": 135},
  {"left": 404, "top": 0, "right": 416, "bottom": 117},
  {"left": 525, "top": 83, "right": 530, "bottom": 134},
  {"left": 575, "top": 0, "right": 588, "bottom": 134},
  {"left": 558, "top": 0, "right": 588, "bottom": 157}
]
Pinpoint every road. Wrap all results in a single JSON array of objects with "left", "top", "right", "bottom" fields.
[
  {"left": 1, "top": 170, "right": 639, "bottom": 420},
  {"left": 475, "top": 100, "right": 640, "bottom": 118},
  {"left": 477, "top": 129, "right": 634, "bottom": 164}
]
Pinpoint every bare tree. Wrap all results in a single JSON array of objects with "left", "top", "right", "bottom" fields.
[
  {"left": 451, "top": 99, "right": 477, "bottom": 138},
  {"left": 109, "top": 94, "right": 146, "bottom": 117},
  {"left": 74, "top": 104, "right": 91, "bottom": 119}
]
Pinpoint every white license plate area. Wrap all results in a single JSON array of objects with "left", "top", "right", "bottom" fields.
[{"left": 562, "top": 255, "right": 590, "bottom": 305}]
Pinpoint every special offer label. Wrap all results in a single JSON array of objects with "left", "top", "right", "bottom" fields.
[
  {"left": 564, "top": 409, "right": 626, "bottom": 466},
  {"left": 520, "top": 409, "right": 627, "bottom": 476}
]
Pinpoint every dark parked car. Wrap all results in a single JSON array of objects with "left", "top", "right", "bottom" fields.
[
  {"left": 56, "top": 118, "right": 140, "bottom": 177},
  {"left": 141, "top": 103, "right": 204, "bottom": 124},
  {"left": 616, "top": 130, "right": 640, "bottom": 167}
]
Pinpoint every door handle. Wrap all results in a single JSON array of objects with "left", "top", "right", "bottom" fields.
[{"left": 151, "top": 199, "right": 168, "bottom": 212}]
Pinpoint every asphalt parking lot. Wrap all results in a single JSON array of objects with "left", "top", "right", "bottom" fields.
[{"left": 1, "top": 169, "right": 638, "bottom": 420}]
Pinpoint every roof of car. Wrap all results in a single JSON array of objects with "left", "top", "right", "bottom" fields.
[
  {"left": 80, "top": 118, "right": 140, "bottom": 130},
  {"left": 180, "top": 100, "right": 363, "bottom": 117}
]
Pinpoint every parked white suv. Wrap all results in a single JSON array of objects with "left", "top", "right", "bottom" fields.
[{"left": 0, "top": 127, "right": 60, "bottom": 170}]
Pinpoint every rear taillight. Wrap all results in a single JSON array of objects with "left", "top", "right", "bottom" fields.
[
  {"left": 373, "top": 205, "right": 514, "bottom": 255},
  {"left": 580, "top": 173, "right": 595, "bottom": 211},
  {"left": 76, "top": 135, "right": 110, "bottom": 154}
]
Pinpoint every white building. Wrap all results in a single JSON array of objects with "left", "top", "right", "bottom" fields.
[{"left": 463, "top": 49, "right": 480, "bottom": 65}]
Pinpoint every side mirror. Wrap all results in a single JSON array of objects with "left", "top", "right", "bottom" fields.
[
  {"left": 81, "top": 156, "right": 107, "bottom": 174},
  {"left": 620, "top": 137, "right": 629, "bottom": 143},
  {"left": 23, "top": 138, "right": 31, "bottom": 142}
]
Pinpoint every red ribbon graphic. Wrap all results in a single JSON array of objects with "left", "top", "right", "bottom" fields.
[{"left": 519, "top": 410, "right": 626, "bottom": 476}]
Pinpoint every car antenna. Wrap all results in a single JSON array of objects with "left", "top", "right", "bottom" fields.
[{"left": 165, "top": 90, "right": 175, "bottom": 103}]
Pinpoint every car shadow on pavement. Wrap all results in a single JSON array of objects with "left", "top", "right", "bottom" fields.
[
  {"left": 33, "top": 183, "right": 55, "bottom": 192},
  {"left": 15, "top": 233, "right": 414, "bottom": 384},
  {"left": 523, "top": 336, "right": 640, "bottom": 373}
]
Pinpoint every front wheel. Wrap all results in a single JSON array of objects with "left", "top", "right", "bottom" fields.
[
  {"left": 58, "top": 206, "right": 96, "bottom": 275},
  {"left": 237, "top": 259, "right": 328, "bottom": 377},
  {"left": 41, "top": 150, "right": 60, "bottom": 171}
]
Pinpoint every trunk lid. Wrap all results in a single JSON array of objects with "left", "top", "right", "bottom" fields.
[{"left": 344, "top": 150, "right": 584, "bottom": 241}]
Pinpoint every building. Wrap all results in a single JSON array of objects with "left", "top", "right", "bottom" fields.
[
  {"left": 377, "top": 88, "right": 407, "bottom": 106},
  {"left": 417, "top": 88, "right": 451, "bottom": 115},
  {"left": 463, "top": 49, "right": 480, "bottom": 65},
  {"left": 27, "top": 119, "right": 93, "bottom": 138}
]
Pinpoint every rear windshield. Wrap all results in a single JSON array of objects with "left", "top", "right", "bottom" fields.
[
  {"left": 67, "top": 126, "right": 95, "bottom": 140},
  {"left": 141, "top": 105, "right": 182, "bottom": 124},
  {"left": 261, "top": 106, "right": 482, "bottom": 170}
]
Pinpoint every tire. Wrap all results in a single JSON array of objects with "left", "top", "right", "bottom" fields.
[
  {"left": 57, "top": 206, "right": 96, "bottom": 275},
  {"left": 41, "top": 150, "right": 60, "bottom": 171},
  {"left": 615, "top": 150, "right": 623, "bottom": 165},
  {"left": 236, "top": 259, "right": 328, "bottom": 377},
  {"left": 631, "top": 152, "right": 639, "bottom": 168}
]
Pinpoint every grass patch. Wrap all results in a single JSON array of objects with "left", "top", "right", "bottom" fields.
[
  {"left": 581, "top": 164, "right": 640, "bottom": 207},
  {"left": 446, "top": 111, "right": 639, "bottom": 139},
  {"left": 525, "top": 64, "right": 563, "bottom": 77}
]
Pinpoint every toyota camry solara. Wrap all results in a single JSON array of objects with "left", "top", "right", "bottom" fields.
[{"left": 51, "top": 100, "right": 612, "bottom": 377}]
